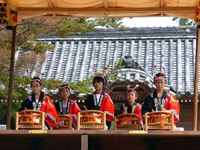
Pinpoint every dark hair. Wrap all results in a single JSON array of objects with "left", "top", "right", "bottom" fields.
[
  {"left": 93, "top": 76, "right": 107, "bottom": 87},
  {"left": 59, "top": 84, "right": 70, "bottom": 93},
  {"left": 154, "top": 73, "right": 167, "bottom": 82},
  {"left": 30, "top": 76, "right": 42, "bottom": 86},
  {"left": 126, "top": 86, "right": 138, "bottom": 98},
  {"left": 155, "top": 73, "right": 165, "bottom": 77},
  {"left": 126, "top": 90, "right": 138, "bottom": 99}
]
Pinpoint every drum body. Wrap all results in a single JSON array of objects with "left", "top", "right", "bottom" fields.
[
  {"left": 77, "top": 110, "right": 106, "bottom": 130},
  {"left": 145, "top": 111, "right": 174, "bottom": 131},
  {"left": 16, "top": 110, "right": 45, "bottom": 130},
  {"left": 55, "top": 115, "right": 72, "bottom": 130},
  {"left": 115, "top": 113, "right": 141, "bottom": 130}
]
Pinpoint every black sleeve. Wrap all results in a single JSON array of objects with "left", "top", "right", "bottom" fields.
[
  {"left": 141, "top": 96, "right": 151, "bottom": 116},
  {"left": 84, "top": 94, "right": 93, "bottom": 110},
  {"left": 54, "top": 101, "right": 60, "bottom": 114},
  {"left": 119, "top": 104, "right": 124, "bottom": 114}
]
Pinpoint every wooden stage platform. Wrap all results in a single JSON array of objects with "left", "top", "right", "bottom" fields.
[{"left": 0, "top": 130, "right": 200, "bottom": 150}]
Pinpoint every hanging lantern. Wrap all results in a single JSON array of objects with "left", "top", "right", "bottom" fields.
[
  {"left": 7, "top": 10, "right": 17, "bottom": 28},
  {"left": 195, "top": 6, "right": 200, "bottom": 25},
  {"left": 0, "top": 2, "right": 17, "bottom": 29},
  {"left": 0, "top": 2, "right": 8, "bottom": 24}
]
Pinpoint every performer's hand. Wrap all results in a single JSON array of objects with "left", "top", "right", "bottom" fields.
[
  {"left": 105, "top": 125, "right": 108, "bottom": 130},
  {"left": 161, "top": 108, "right": 171, "bottom": 113},
  {"left": 70, "top": 100, "right": 76, "bottom": 104},
  {"left": 161, "top": 107, "right": 166, "bottom": 111}
]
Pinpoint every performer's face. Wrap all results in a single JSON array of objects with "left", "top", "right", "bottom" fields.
[
  {"left": 60, "top": 88, "right": 70, "bottom": 100},
  {"left": 31, "top": 81, "right": 42, "bottom": 95},
  {"left": 154, "top": 80, "right": 166, "bottom": 92},
  {"left": 126, "top": 91, "right": 136, "bottom": 104},
  {"left": 93, "top": 81, "right": 103, "bottom": 91}
]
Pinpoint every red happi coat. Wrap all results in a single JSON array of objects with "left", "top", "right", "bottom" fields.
[
  {"left": 40, "top": 95, "right": 59, "bottom": 128},
  {"left": 69, "top": 100, "right": 81, "bottom": 125},
  {"left": 100, "top": 93, "right": 115, "bottom": 121},
  {"left": 134, "top": 105, "right": 143, "bottom": 126},
  {"left": 134, "top": 105, "right": 143, "bottom": 122},
  {"left": 69, "top": 100, "right": 81, "bottom": 115},
  {"left": 164, "top": 92, "right": 180, "bottom": 123}
]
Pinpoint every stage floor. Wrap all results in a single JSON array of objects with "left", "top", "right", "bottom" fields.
[{"left": 0, "top": 130, "right": 200, "bottom": 150}]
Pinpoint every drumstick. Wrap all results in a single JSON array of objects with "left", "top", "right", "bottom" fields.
[{"left": 83, "top": 105, "right": 87, "bottom": 110}]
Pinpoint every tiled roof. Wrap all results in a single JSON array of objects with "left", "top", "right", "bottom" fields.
[{"left": 16, "top": 27, "right": 197, "bottom": 94}]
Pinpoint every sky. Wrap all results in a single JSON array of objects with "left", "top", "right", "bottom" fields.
[{"left": 121, "top": 17, "right": 179, "bottom": 27}]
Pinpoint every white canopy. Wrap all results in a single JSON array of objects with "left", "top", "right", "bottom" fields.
[{"left": 2, "top": 0, "right": 200, "bottom": 20}]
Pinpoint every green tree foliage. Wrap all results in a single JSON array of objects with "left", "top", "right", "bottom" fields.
[
  {"left": 0, "top": 70, "right": 30, "bottom": 100},
  {"left": 55, "top": 18, "right": 124, "bottom": 37},
  {"left": 106, "top": 59, "right": 124, "bottom": 81},
  {"left": 0, "top": 102, "right": 21, "bottom": 129},
  {"left": 0, "top": 29, "right": 11, "bottom": 70},
  {"left": 69, "top": 77, "right": 93, "bottom": 94},
  {"left": 172, "top": 17, "right": 195, "bottom": 27},
  {"left": 69, "top": 59, "right": 124, "bottom": 94},
  {"left": 42, "top": 79, "right": 62, "bottom": 90}
]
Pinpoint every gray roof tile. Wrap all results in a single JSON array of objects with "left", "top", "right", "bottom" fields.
[{"left": 17, "top": 27, "right": 197, "bottom": 94}]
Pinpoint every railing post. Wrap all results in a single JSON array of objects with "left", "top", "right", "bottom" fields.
[
  {"left": 193, "top": 25, "right": 200, "bottom": 131},
  {"left": 81, "top": 135, "right": 88, "bottom": 150}
]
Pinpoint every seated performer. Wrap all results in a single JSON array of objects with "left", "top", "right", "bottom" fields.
[
  {"left": 19, "top": 77, "right": 58, "bottom": 129},
  {"left": 54, "top": 84, "right": 80, "bottom": 127},
  {"left": 119, "top": 85, "right": 143, "bottom": 126},
  {"left": 84, "top": 67, "right": 114, "bottom": 129},
  {"left": 142, "top": 73, "right": 180, "bottom": 124}
]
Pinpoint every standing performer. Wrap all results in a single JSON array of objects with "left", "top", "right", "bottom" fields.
[
  {"left": 119, "top": 85, "right": 143, "bottom": 126},
  {"left": 54, "top": 84, "right": 80, "bottom": 127},
  {"left": 19, "top": 77, "right": 58, "bottom": 129},
  {"left": 142, "top": 73, "right": 180, "bottom": 124},
  {"left": 84, "top": 67, "right": 114, "bottom": 129}
]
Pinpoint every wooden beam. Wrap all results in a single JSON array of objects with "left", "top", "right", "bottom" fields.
[
  {"left": 16, "top": 7, "right": 195, "bottom": 13},
  {"left": 47, "top": 0, "right": 54, "bottom": 8},
  {"left": 160, "top": 0, "right": 164, "bottom": 16},
  {"left": 103, "top": 0, "right": 108, "bottom": 8},
  {"left": 193, "top": 25, "right": 200, "bottom": 131},
  {"left": 16, "top": 7, "right": 195, "bottom": 18}
]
